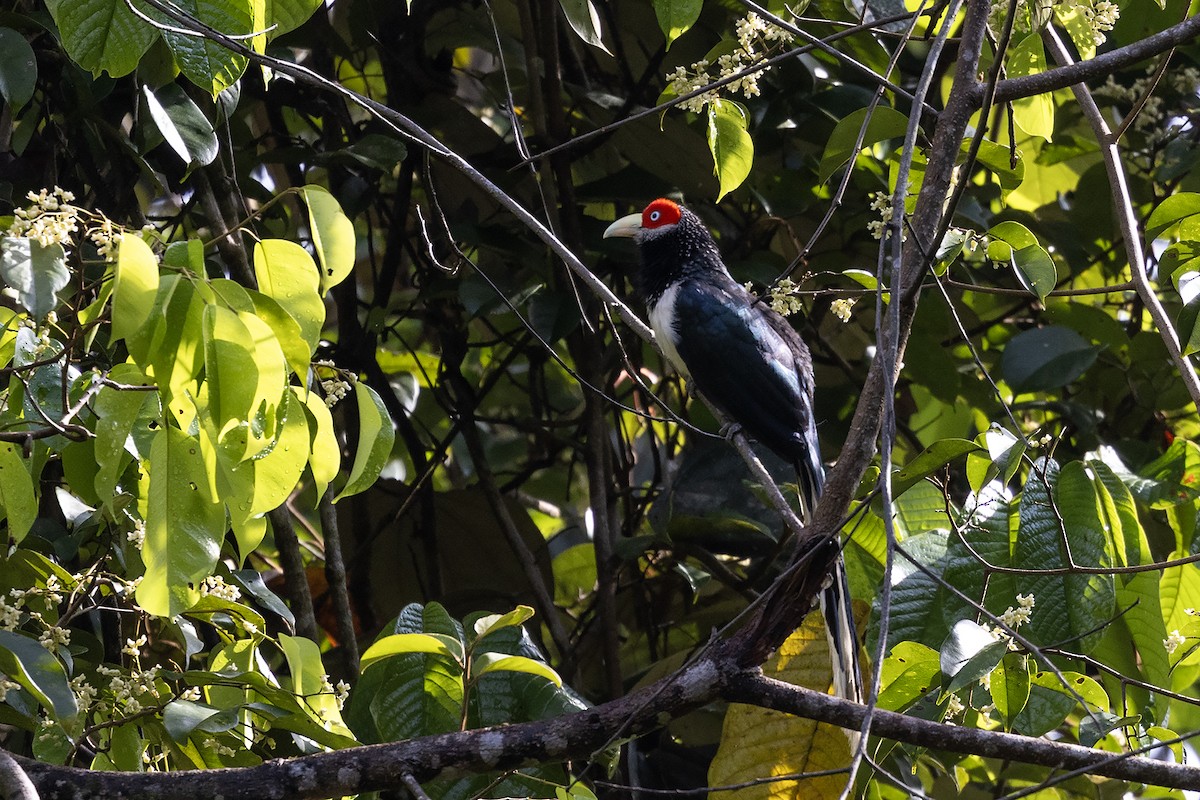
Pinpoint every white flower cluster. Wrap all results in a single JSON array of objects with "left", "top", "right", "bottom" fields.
[
  {"left": 199, "top": 574, "right": 242, "bottom": 602},
  {"left": 665, "top": 12, "right": 794, "bottom": 114},
  {"left": 97, "top": 663, "right": 163, "bottom": 715},
  {"left": 0, "top": 678, "right": 21, "bottom": 703},
  {"left": 5, "top": 187, "right": 130, "bottom": 262},
  {"left": 127, "top": 518, "right": 146, "bottom": 550},
  {"left": 320, "top": 674, "right": 352, "bottom": 711},
  {"left": 766, "top": 277, "right": 805, "bottom": 316},
  {"left": 993, "top": 592, "right": 1035, "bottom": 649},
  {"left": 1165, "top": 629, "right": 1186, "bottom": 655},
  {"left": 89, "top": 216, "right": 120, "bottom": 262},
  {"left": 1095, "top": 65, "right": 1200, "bottom": 146},
  {"left": 38, "top": 625, "right": 70, "bottom": 653},
  {"left": 830, "top": 297, "right": 857, "bottom": 322},
  {"left": 1063, "top": 0, "right": 1119, "bottom": 45},
  {"left": 988, "top": 0, "right": 1118, "bottom": 46},
  {"left": 9, "top": 188, "right": 79, "bottom": 248},
  {"left": 321, "top": 377, "right": 351, "bottom": 407},
  {"left": 867, "top": 191, "right": 904, "bottom": 241}
]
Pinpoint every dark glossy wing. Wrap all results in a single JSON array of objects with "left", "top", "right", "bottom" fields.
[{"left": 669, "top": 277, "right": 824, "bottom": 503}]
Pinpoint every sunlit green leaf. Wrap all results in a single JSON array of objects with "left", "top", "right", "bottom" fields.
[
  {"left": 654, "top": 0, "right": 701, "bottom": 48},
  {"left": 334, "top": 382, "right": 395, "bottom": 501},
  {"left": 302, "top": 186, "right": 356, "bottom": 294},
  {"left": 0, "top": 443, "right": 36, "bottom": 543},
  {"left": 113, "top": 234, "right": 160, "bottom": 341},
  {"left": 1009, "top": 34, "right": 1054, "bottom": 141},
  {"left": 253, "top": 239, "right": 325, "bottom": 354},
  {"left": 707, "top": 99, "right": 753, "bottom": 201},
  {"left": 139, "top": 427, "right": 225, "bottom": 617}
]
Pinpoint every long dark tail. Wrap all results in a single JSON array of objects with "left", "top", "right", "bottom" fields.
[{"left": 797, "top": 453, "right": 863, "bottom": 704}]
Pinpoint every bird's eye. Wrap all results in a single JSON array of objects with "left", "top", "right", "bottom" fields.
[{"left": 649, "top": 211, "right": 660, "bottom": 221}]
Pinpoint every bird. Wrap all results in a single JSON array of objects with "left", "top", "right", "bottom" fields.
[{"left": 604, "top": 197, "right": 862, "bottom": 703}]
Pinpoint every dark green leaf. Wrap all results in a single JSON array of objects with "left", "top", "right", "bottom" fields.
[
  {"left": 142, "top": 82, "right": 219, "bottom": 168},
  {"left": 0, "top": 29, "right": 36, "bottom": 108},
  {"left": 0, "top": 238, "right": 68, "bottom": 320},
  {"left": 818, "top": 106, "right": 909, "bottom": 184},
  {"left": 1000, "top": 326, "right": 1100, "bottom": 393}
]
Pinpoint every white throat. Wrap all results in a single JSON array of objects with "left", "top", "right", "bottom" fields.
[{"left": 647, "top": 284, "right": 690, "bottom": 378}]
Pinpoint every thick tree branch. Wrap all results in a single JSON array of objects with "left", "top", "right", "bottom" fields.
[
  {"left": 986, "top": 11, "right": 1200, "bottom": 104},
  {"left": 20, "top": 658, "right": 1200, "bottom": 798},
  {"left": 723, "top": 672, "right": 1200, "bottom": 791}
]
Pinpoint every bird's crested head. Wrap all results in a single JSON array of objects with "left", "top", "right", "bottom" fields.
[{"left": 604, "top": 199, "right": 726, "bottom": 300}]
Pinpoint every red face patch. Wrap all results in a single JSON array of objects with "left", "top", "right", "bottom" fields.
[{"left": 642, "top": 198, "right": 682, "bottom": 229}]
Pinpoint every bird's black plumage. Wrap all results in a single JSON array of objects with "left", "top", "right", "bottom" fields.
[{"left": 605, "top": 199, "right": 861, "bottom": 704}]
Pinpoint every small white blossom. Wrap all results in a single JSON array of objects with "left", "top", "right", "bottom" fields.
[
  {"left": 1165, "top": 629, "right": 1186, "bottom": 655},
  {"left": 945, "top": 693, "right": 965, "bottom": 719},
  {"left": 830, "top": 297, "right": 856, "bottom": 322},
  {"left": 199, "top": 575, "right": 241, "bottom": 602},
  {"left": 127, "top": 519, "right": 146, "bottom": 550},
  {"left": 122, "top": 635, "right": 147, "bottom": 658},
  {"left": 38, "top": 626, "right": 70, "bottom": 653}
]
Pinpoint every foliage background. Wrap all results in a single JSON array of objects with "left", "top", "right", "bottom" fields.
[{"left": 1, "top": 0, "right": 1200, "bottom": 796}]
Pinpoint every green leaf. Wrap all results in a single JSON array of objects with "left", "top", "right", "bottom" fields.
[
  {"left": 265, "top": 0, "right": 322, "bottom": 38},
  {"left": 250, "top": 292, "right": 311, "bottom": 379},
  {"left": 999, "top": 326, "right": 1100, "bottom": 393},
  {"left": 160, "top": 0, "right": 255, "bottom": 95},
  {"left": 301, "top": 186, "right": 356, "bottom": 294},
  {"left": 334, "top": 382, "right": 395, "bottom": 501},
  {"left": 1015, "top": 460, "right": 1116, "bottom": 653},
  {"left": 991, "top": 653, "right": 1031, "bottom": 728},
  {"left": 1010, "top": 244, "right": 1058, "bottom": 302},
  {"left": 253, "top": 239, "right": 325, "bottom": 353},
  {"left": 969, "top": 139, "right": 1025, "bottom": 200},
  {"left": 1146, "top": 192, "right": 1200, "bottom": 240},
  {"left": 472, "top": 605, "right": 535, "bottom": 640},
  {"left": 654, "top": 0, "right": 702, "bottom": 48},
  {"left": 558, "top": 0, "right": 612, "bottom": 55},
  {"left": 0, "top": 442, "right": 36, "bottom": 543},
  {"left": 893, "top": 439, "right": 983, "bottom": 496},
  {"left": 361, "top": 633, "right": 464, "bottom": 671},
  {"left": 138, "top": 427, "right": 225, "bottom": 617},
  {"left": 0, "top": 238, "right": 69, "bottom": 320},
  {"left": 0, "top": 29, "right": 37, "bottom": 109},
  {"left": 112, "top": 234, "right": 160, "bottom": 341},
  {"left": 986, "top": 220, "right": 1039, "bottom": 261},
  {"left": 163, "top": 698, "right": 225, "bottom": 741},
  {"left": 298, "top": 388, "right": 339, "bottom": 501},
  {"left": 877, "top": 642, "right": 941, "bottom": 712},
  {"left": 279, "top": 633, "right": 349, "bottom": 733},
  {"left": 940, "top": 620, "right": 1007, "bottom": 695},
  {"left": 707, "top": 100, "right": 754, "bottom": 201},
  {"left": 236, "top": 388, "right": 308, "bottom": 517},
  {"left": 93, "top": 364, "right": 156, "bottom": 500},
  {"left": 44, "top": 0, "right": 158, "bottom": 78},
  {"left": 1031, "top": 669, "right": 1109, "bottom": 710},
  {"left": 818, "top": 106, "right": 909, "bottom": 184},
  {"left": 1009, "top": 34, "right": 1054, "bottom": 141},
  {"left": 0, "top": 630, "right": 76, "bottom": 721},
  {"left": 142, "top": 82, "right": 219, "bottom": 168},
  {"left": 203, "top": 305, "right": 260, "bottom": 438},
  {"left": 472, "top": 653, "right": 562, "bottom": 688}
]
